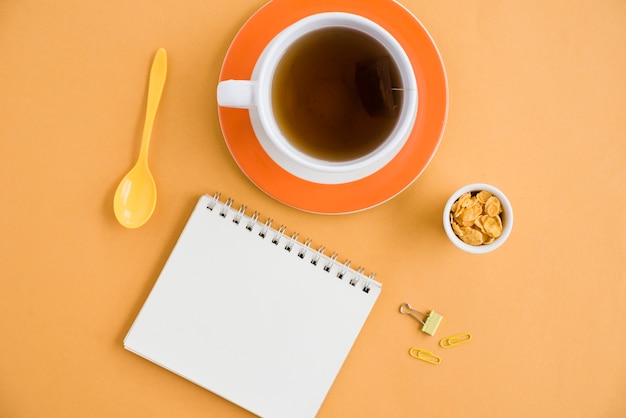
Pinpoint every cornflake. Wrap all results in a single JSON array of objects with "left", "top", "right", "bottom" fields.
[{"left": 450, "top": 190, "right": 504, "bottom": 246}]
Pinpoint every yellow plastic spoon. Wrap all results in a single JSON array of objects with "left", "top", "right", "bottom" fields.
[{"left": 114, "top": 48, "right": 167, "bottom": 228}]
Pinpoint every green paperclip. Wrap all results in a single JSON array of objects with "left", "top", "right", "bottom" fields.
[
  {"left": 440, "top": 332, "right": 472, "bottom": 348},
  {"left": 408, "top": 347, "right": 441, "bottom": 365},
  {"left": 399, "top": 303, "right": 443, "bottom": 336}
]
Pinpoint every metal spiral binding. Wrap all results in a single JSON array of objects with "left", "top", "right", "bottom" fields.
[
  {"left": 311, "top": 246, "right": 325, "bottom": 266},
  {"left": 284, "top": 232, "right": 299, "bottom": 252},
  {"left": 271, "top": 225, "right": 287, "bottom": 245},
  {"left": 350, "top": 267, "right": 366, "bottom": 287},
  {"left": 363, "top": 273, "right": 376, "bottom": 293},
  {"left": 206, "top": 194, "right": 375, "bottom": 293},
  {"left": 206, "top": 192, "right": 221, "bottom": 211},
  {"left": 233, "top": 204, "right": 247, "bottom": 224},
  {"left": 337, "top": 260, "right": 351, "bottom": 279},
  {"left": 324, "top": 252, "right": 339, "bottom": 272},
  {"left": 259, "top": 218, "right": 273, "bottom": 238},
  {"left": 219, "top": 198, "right": 233, "bottom": 218},
  {"left": 298, "top": 238, "right": 312, "bottom": 259},
  {"left": 246, "top": 212, "right": 260, "bottom": 231}
]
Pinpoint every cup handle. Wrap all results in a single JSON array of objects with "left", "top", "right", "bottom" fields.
[{"left": 217, "top": 80, "right": 256, "bottom": 108}]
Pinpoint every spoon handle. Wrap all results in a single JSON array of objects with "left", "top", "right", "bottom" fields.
[{"left": 138, "top": 48, "right": 168, "bottom": 162}]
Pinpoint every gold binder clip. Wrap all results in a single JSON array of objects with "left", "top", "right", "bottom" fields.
[
  {"left": 408, "top": 347, "right": 441, "bottom": 365},
  {"left": 399, "top": 303, "right": 443, "bottom": 336},
  {"left": 439, "top": 333, "right": 472, "bottom": 348}
]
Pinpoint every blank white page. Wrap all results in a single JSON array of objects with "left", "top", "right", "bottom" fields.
[{"left": 124, "top": 194, "right": 381, "bottom": 418}]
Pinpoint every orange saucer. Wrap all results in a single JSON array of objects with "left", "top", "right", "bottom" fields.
[{"left": 218, "top": 0, "right": 448, "bottom": 214}]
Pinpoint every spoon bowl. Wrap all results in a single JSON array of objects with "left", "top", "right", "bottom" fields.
[
  {"left": 114, "top": 160, "right": 157, "bottom": 228},
  {"left": 113, "top": 48, "right": 167, "bottom": 228}
]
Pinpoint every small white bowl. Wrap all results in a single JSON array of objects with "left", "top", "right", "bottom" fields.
[{"left": 443, "top": 183, "right": 513, "bottom": 254}]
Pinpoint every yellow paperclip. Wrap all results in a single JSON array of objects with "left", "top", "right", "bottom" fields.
[
  {"left": 408, "top": 347, "right": 441, "bottom": 365},
  {"left": 439, "top": 332, "right": 472, "bottom": 348}
]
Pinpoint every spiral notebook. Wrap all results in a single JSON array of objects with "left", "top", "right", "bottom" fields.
[{"left": 124, "top": 193, "right": 381, "bottom": 418}]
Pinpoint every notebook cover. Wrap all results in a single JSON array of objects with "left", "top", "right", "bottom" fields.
[{"left": 124, "top": 195, "right": 381, "bottom": 418}]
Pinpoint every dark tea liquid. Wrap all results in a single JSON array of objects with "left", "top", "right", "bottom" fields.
[{"left": 271, "top": 27, "right": 403, "bottom": 162}]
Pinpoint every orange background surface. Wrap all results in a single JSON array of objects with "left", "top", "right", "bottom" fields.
[{"left": 1, "top": 0, "right": 625, "bottom": 417}]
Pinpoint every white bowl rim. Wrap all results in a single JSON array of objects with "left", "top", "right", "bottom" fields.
[{"left": 442, "top": 183, "right": 514, "bottom": 254}]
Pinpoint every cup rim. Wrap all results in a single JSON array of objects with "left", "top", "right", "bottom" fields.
[
  {"left": 250, "top": 11, "right": 418, "bottom": 184},
  {"left": 442, "top": 183, "right": 514, "bottom": 254}
]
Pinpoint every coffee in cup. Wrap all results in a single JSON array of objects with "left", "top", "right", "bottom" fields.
[{"left": 272, "top": 26, "right": 403, "bottom": 162}]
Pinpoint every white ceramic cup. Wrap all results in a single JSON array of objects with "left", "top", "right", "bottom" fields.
[
  {"left": 443, "top": 183, "right": 514, "bottom": 254},
  {"left": 217, "top": 12, "right": 418, "bottom": 184}
]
